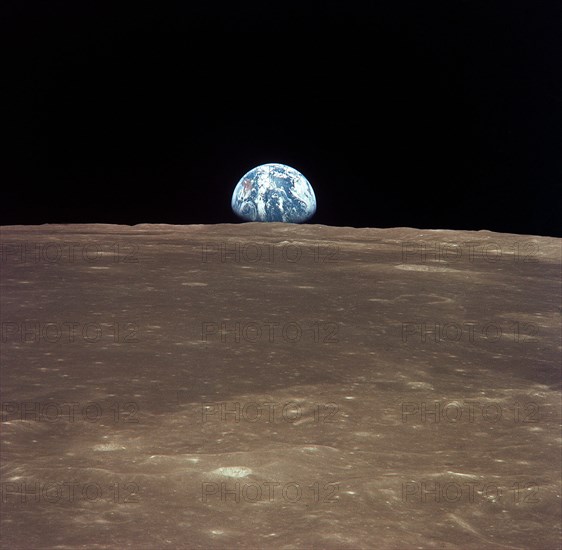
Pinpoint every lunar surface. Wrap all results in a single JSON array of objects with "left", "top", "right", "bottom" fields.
[{"left": 0, "top": 223, "right": 560, "bottom": 549}]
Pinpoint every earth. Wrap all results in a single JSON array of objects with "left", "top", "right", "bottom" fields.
[{"left": 231, "top": 163, "right": 316, "bottom": 223}]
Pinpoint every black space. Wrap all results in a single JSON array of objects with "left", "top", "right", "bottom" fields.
[{"left": 3, "top": 1, "right": 561, "bottom": 236}]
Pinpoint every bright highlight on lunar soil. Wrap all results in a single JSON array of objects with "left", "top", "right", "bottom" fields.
[{"left": 231, "top": 163, "right": 317, "bottom": 223}]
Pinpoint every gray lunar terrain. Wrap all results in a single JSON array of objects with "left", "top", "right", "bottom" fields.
[{"left": 0, "top": 223, "right": 560, "bottom": 549}]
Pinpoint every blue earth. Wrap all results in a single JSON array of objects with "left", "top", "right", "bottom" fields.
[{"left": 231, "top": 163, "right": 316, "bottom": 223}]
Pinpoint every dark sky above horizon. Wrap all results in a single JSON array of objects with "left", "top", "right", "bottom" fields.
[{"left": 3, "top": 1, "right": 560, "bottom": 236}]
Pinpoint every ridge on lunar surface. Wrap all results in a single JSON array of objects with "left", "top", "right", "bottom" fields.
[{"left": 0, "top": 223, "right": 560, "bottom": 549}]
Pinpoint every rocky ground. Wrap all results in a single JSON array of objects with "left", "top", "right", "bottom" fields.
[{"left": 1, "top": 223, "right": 560, "bottom": 549}]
